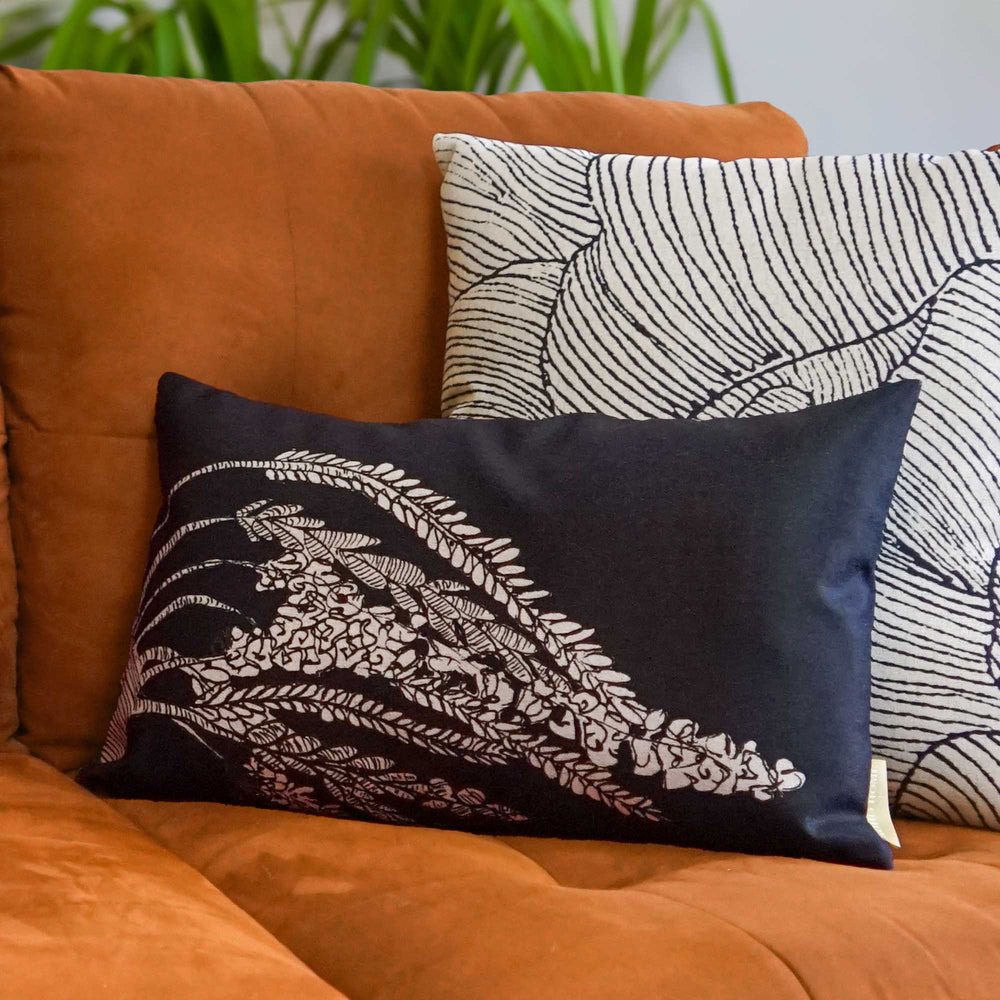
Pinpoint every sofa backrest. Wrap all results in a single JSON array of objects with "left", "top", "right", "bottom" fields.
[{"left": 0, "top": 67, "right": 807, "bottom": 769}]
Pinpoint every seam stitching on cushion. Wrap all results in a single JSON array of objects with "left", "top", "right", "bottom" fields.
[
  {"left": 625, "top": 883, "right": 816, "bottom": 1000},
  {"left": 899, "top": 853, "right": 1000, "bottom": 869},
  {"left": 239, "top": 84, "right": 301, "bottom": 404},
  {"left": 102, "top": 797, "right": 344, "bottom": 993},
  {"left": 6, "top": 426, "right": 154, "bottom": 441},
  {"left": 491, "top": 839, "right": 569, "bottom": 885},
  {"left": 875, "top": 910, "right": 960, "bottom": 995}
]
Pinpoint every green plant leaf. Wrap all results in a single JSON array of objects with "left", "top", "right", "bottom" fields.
[
  {"left": 201, "top": 0, "right": 261, "bottom": 82},
  {"left": 10, "top": 0, "right": 735, "bottom": 101},
  {"left": 289, "top": 0, "right": 328, "bottom": 78},
  {"left": 646, "top": 0, "right": 692, "bottom": 90},
  {"left": 383, "top": 25, "right": 424, "bottom": 78},
  {"left": 496, "top": 49, "right": 528, "bottom": 93},
  {"left": 133, "top": 34, "right": 160, "bottom": 76},
  {"left": 590, "top": 0, "right": 624, "bottom": 93},
  {"left": 623, "top": 0, "right": 657, "bottom": 95},
  {"left": 504, "top": 0, "right": 584, "bottom": 91},
  {"left": 391, "top": 0, "right": 429, "bottom": 51},
  {"left": 152, "top": 11, "right": 185, "bottom": 77},
  {"left": 0, "top": 1, "right": 55, "bottom": 60},
  {"left": 532, "top": 0, "right": 596, "bottom": 88},
  {"left": 175, "top": 5, "right": 207, "bottom": 76},
  {"left": 174, "top": 0, "right": 262, "bottom": 81},
  {"left": 693, "top": 0, "right": 736, "bottom": 103},
  {"left": 41, "top": 0, "right": 103, "bottom": 69},
  {"left": 461, "top": 0, "right": 502, "bottom": 90},
  {"left": 307, "top": 11, "right": 359, "bottom": 79},
  {"left": 477, "top": 20, "right": 520, "bottom": 93},
  {"left": 0, "top": 0, "right": 51, "bottom": 26},
  {"left": 268, "top": 0, "right": 297, "bottom": 61},
  {"left": 0, "top": 23, "right": 55, "bottom": 62},
  {"left": 480, "top": 22, "right": 522, "bottom": 94},
  {"left": 352, "top": 0, "right": 393, "bottom": 85},
  {"left": 177, "top": 0, "right": 226, "bottom": 78},
  {"left": 422, "top": 0, "right": 462, "bottom": 88},
  {"left": 88, "top": 22, "right": 129, "bottom": 73}
]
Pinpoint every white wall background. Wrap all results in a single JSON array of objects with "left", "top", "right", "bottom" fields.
[{"left": 645, "top": 0, "right": 1000, "bottom": 154}]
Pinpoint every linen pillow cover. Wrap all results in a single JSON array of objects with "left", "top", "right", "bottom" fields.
[
  {"left": 81, "top": 374, "right": 916, "bottom": 868},
  {"left": 435, "top": 133, "right": 1000, "bottom": 830}
]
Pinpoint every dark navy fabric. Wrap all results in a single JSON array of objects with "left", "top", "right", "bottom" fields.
[{"left": 83, "top": 374, "right": 918, "bottom": 868}]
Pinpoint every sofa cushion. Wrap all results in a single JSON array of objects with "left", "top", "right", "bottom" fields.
[
  {"left": 0, "top": 391, "right": 15, "bottom": 751},
  {"left": 115, "top": 797, "right": 1000, "bottom": 1000},
  {"left": 0, "top": 67, "right": 808, "bottom": 769},
  {"left": 0, "top": 753, "right": 346, "bottom": 999}
]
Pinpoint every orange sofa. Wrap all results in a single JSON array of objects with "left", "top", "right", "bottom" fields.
[{"left": 1, "top": 67, "right": 998, "bottom": 999}]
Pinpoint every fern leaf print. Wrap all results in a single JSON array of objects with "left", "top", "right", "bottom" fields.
[{"left": 102, "top": 451, "right": 805, "bottom": 829}]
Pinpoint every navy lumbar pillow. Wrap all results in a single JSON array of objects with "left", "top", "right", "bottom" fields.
[{"left": 81, "top": 373, "right": 918, "bottom": 867}]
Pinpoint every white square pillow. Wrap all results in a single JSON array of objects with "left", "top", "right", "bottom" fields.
[{"left": 435, "top": 132, "right": 1000, "bottom": 830}]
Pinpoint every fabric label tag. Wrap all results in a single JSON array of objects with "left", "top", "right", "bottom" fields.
[{"left": 866, "top": 757, "right": 901, "bottom": 848}]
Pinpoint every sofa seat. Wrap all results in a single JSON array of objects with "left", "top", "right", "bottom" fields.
[
  {"left": 0, "top": 754, "right": 344, "bottom": 1000},
  {"left": 114, "top": 796, "right": 1000, "bottom": 1000},
  {"left": 4, "top": 751, "right": 999, "bottom": 998}
]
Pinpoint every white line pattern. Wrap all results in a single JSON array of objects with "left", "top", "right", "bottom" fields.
[{"left": 436, "top": 134, "right": 1000, "bottom": 829}]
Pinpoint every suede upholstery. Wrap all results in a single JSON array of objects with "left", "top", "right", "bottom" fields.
[
  {"left": 0, "top": 67, "right": 807, "bottom": 767},
  {"left": 0, "top": 389, "right": 15, "bottom": 751},
  {"left": 114, "top": 799, "right": 1000, "bottom": 1000},
  {"left": 3, "top": 68, "right": 1000, "bottom": 998},
  {"left": 0, "top": 754, "right": 344, "bottom": 999},
  {"left": 3, "top": 750, "right": 1000, "bottom": 998}
]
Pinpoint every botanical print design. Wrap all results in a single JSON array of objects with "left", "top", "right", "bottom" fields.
[
  {"left": 436, "top": 135, "right": 1000, "bottom": 830},
  {"left": 103, "top": 451, "right": 805, "bottom": 827}
]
